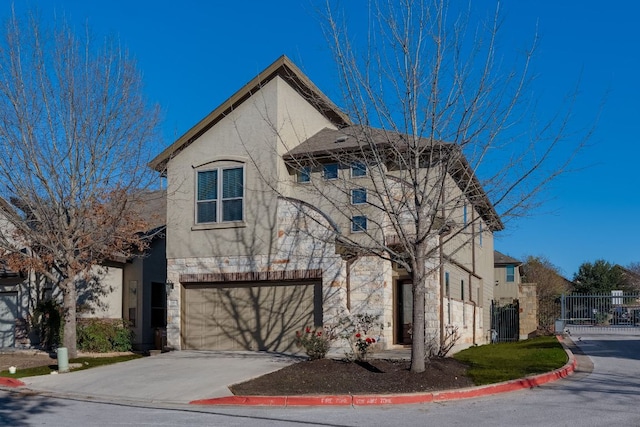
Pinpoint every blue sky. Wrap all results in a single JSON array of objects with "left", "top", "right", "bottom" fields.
[{"left": 2, "top": 1, "right": 638, "bottom": 278}]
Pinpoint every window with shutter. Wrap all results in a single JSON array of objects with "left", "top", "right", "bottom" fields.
[{"left": 196, "top": 166, "right": 244, "bottom": 224}]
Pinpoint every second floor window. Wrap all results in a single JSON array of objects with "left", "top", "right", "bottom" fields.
[
  {"left": 298, "top": 166, "right": 311, "bottom": 183},
  {"left": 351, "top": 215, "right": 367, "bottom": 232},
  {"left": 506, "top": 265, "right": 515, "bottom": 282},
  {"left": 323, "top": 163, "right": 338, "bottom": 180},
  {"left": 351, "top": 188, "right": 367, "bottom": 205},
  {"left": 445, "top": 272, "right": 450, "bottom": 297},
  {"left": 197, "top": 166, "right": 244, "bottom": 223},
  {"left": 351, "top": 162, "right": 366, "bottom": 177},
  {"left": 463, "top": 203, "right": 467, "bottom": 226}
]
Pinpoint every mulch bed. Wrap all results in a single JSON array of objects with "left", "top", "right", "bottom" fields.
[
  {"left": 230, "top": 357, "right": 474, "bottom": 396},
  {"left": 0, "top": 351, "right": 56, "bottom": 371}
]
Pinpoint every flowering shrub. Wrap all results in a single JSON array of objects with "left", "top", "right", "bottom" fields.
[
  {"left": 337, "top": 313, "right": 383, "bottom": 361},
  {"left": 294, "top": 326, "right": 337, "bottom": 360},
  {"left": 354, "top": 333, "right": 377, "bottom": 360}
]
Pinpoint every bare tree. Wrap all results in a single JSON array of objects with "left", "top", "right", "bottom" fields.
[
  {"left": 521, "top": 255, "right": 572, "bottom": 332},
  {"left": 522, "top": 255, "right": 572, "bottom": 299},
  {"left": 0, "top": 11, "right": 160, "bottom": 357},
  {"left": 279, "top": 0, "right": 588, "bottom": 372},
  {"left": 624, "top": 263, "right": 640, "bottom": 291}
]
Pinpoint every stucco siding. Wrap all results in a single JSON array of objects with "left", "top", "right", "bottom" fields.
[
  {"left": 166, "top": 79, "right": 281, "bottom": 260},
  {"left": 78, "top": 265, "right": 123, "bottom": 319}
]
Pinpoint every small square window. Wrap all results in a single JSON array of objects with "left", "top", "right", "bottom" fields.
[
  {"left": 351, "top": 162, "right": 366, "bottom": 177},
  {"left": 298, "top": 166, "right": 311, "bottom": 183},
  {"left": 351, "top": 188, "right": 367, "bottom": 205},
  {"left": 351, "top": 215, "right": 367, "bottom": 232},
  {"left": 323, "top": 163, "right": 338, "bottom": 180}
]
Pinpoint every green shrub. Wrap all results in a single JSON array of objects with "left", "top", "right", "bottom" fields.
[
  {"left": 77, "top": 319, "right": 133, "bottom": 353},
  {"left": 295, "top": 326, "right": 336, "bottom": 360}
]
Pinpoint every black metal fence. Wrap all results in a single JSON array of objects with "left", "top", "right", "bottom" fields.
[
  {"left": 490, "top": 300, "right": 519, "bottom": 343},
  {"left": 538, "top": 294, "right": 562, "bottom": 334}
]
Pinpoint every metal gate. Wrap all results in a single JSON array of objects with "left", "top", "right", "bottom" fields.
[
  {"left": 560, "top": 292, "right": 640, "bottom": 334},
  {"left": 490, "top": 300, "right": 519, "bottom": 343}
]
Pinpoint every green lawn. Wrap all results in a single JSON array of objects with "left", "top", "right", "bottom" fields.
[
  {"left": 453, "top": 336, "right": 568, "bottom": 385},
  {"left": 0, "top": 354, "right": 142, "bottom": 379}
]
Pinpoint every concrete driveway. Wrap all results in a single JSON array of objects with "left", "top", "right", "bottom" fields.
[{"left": 20, "top": 351, "right": 302, "bottom": 405}]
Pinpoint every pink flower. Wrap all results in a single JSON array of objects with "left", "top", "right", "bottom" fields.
[
  {"left": 306, "top": 327, "right": 311, "bottom": 333},
  {"left": 317, "top": 331, "right": 322, "bottom": 336},
  {"left": 366, "top": 337, "right": 372, "bottom": 344},
  {"left": 355, "top": 333, "right": 361, "bottom": 338}
]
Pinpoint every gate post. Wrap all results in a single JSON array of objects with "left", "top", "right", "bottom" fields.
[{"left": 555, "top": 293, "right": 566, "bottom": 334}]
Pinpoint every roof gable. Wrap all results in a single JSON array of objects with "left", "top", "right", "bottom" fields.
[
  {"left": 149, "top": 55, "right": 351, "bottom": 173},
  {"left": 494, "top": 250, "right": 522, "bottom": 266}
]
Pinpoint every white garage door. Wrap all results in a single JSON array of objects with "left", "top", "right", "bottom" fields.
[
  {"left": 183, "top": 282, "right": 320, "bottom": 352},
  {"left": 0, "top": 292, "right": 18, "bottom": 348}
]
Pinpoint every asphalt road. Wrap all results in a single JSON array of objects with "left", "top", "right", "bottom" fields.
[{"left": 2, "top": 333, "right": 639, "bottom": 426}]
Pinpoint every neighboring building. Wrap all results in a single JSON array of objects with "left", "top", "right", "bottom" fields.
[
  {"left": 493, "top": 251, "right": 523, "bottom": 303},
  {"left": 0, "top": 191, "right": 167, "bottom": 351},
  {"left": 493, "top": 250, "right": 540, "bottom": 340},
  {"left": 0, "top": 198, "right": 40, "bottom": 348},
  {"left": 150, "top": 56, "right": 503, "bottom": 354},
  {"left": 0, "top": 262, "right": 30, "bottom": 347},
  {"left": 75, "top": 190, "right": 168, "bottom": 351}
]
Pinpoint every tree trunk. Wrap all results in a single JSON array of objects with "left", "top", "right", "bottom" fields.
[
  {"left": 410, "top": 277, "right": 426, "bottom": 373},
  {"left": 410, "top": 243, "right": 429, "bottom": 373},
  {"left": 62, "top": 283, "right": 78, "bottom": 358}
]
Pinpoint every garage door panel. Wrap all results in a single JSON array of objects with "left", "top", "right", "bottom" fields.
[
  {"left": 0, "top": 292, "right": 18, "bottom": 348},
  {"left": 183, "top": 282, "right": 319, "bottom": 352}
]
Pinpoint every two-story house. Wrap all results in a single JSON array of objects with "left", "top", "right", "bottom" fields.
[
  {"left": 493, "top": 251, "right": 523, "bottom": 304},
  {"left": 0, "top": 191, "right": 166, "bottom": 351},
  {"left": 149, "top": 56, "right": 502, "bottom": 354}
]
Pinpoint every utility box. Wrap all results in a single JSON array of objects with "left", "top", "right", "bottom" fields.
[{"left": 554, "top": 319, "right": 565, "bottom": 334}]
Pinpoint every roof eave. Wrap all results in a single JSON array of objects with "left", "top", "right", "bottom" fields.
[{"left": 149, "top": 55, "right": 351, "bottom": 173}]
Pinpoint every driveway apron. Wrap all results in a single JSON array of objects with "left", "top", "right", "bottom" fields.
[{"left": 20, "top": 351, "right": 300, "bottom": 404}]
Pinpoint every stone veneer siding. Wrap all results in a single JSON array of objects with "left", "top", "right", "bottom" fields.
[
  {"left": 518, "top": 283, "right": 538, "bottom": 340},
  {"left": 165, "top": 198, "right": 394, "bottom": 352},
  {"left": 445, "top": 298, "right": 487, "bottom": 354}
]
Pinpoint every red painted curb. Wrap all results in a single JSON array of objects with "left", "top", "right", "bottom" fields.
[
  {"left": 0, "top": 377, "right": 26, "bottom": 388},
  {"left": 286, "top": 395, "right": 352, "bottom": 406},
  {"left": 189, "top": 335, "right": 577, "bottom": 407},
  {"left": 432, "top": 338, "right": 577, "bottom": 402},
  {"left": 190, "top": 395, "right": 287, "bottom": 406},
  {"left": 352, "top": 393, "right": 434, "bottom": 406}
]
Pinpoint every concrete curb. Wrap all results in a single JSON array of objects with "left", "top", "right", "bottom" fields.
[
  {"left": 0, "top": 377, "right": 26, "bottom": 388},
  {"left": 190, "top": 335, "right": 577, "bottom": 407}
]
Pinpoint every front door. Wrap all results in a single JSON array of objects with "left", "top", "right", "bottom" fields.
[{"left": 395, "top": 280, "right": 413, "bottom": 345}]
